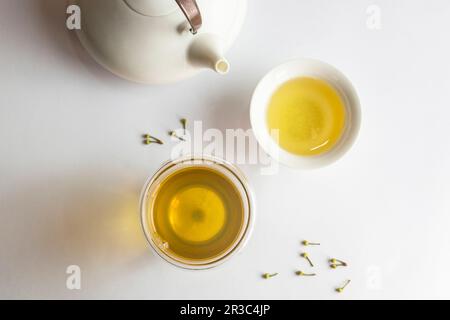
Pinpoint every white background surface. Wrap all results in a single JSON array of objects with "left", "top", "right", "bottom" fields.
[{"left": 1, "top": 0, "right": 450, "bottom": 299}]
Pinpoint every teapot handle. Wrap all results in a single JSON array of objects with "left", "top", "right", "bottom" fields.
[{"left": 175, "top": 0, "right": 202, "bottom": 34}]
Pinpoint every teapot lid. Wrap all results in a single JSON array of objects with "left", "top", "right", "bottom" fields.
[{"left": 124, "top": 0, "right": 178, "bottom": 16}]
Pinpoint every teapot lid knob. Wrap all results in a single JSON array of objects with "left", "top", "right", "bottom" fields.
[{"left": 175, "top": 0, "right": 202, "bottom": 34}]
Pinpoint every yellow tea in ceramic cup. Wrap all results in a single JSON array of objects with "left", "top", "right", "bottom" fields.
[
  {"left": 266, "top": 77, "right": 347, "bottom": 156},
  {"left": 251, "top": 59, "right": 361, "bottom": 169},
  {"left": 140, "top": 156, "right": 254, "bottom": 269}
]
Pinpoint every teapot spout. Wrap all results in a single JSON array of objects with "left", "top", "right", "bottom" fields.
[{"left": 188, "top": 34, "right": 230, "bottom": 75}]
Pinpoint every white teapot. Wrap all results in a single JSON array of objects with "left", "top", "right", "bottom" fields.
[{"left": 71, "top": 0, "right": 247, "bottom": 84}]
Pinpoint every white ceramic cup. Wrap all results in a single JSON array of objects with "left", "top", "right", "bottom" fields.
[{"left": 250, "top": 58, "right": 361, "bottom": 169}]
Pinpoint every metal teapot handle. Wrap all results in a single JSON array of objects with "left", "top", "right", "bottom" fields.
[{"left": 175, "top": 0, "right": 202, "bottom": 34}]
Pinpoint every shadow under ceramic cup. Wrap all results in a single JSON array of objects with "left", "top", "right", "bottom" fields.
[{"left": 250, "top": 58, "right": 361, "bottom": 169}]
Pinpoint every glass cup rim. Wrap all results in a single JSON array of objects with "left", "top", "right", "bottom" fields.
[{"left": 139, "top": 154, "right": 255, "bottom": 270}]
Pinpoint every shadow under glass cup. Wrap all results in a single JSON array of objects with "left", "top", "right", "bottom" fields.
[{"left": 140, "top": 155, "right": 255, "bottom": 270}]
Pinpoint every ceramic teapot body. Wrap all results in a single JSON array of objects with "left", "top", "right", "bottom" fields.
[{"left": 72, "top": 0, "right": 247, "bottom": 84}]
